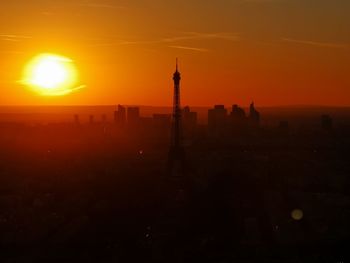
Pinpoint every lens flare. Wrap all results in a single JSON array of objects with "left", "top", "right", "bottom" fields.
[
  {"left": 22, "top": 53, "right": 83, "bottom": 96},
  {"left": 291, "top": 209, "right": 304, "bottom": 221}
]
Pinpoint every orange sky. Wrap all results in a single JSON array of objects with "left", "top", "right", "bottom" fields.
[{"left": 0, "top": 0, "right": 349, "bottom": 106}]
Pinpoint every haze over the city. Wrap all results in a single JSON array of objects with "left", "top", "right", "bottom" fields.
[{"left": 0, "top": 0, "right": 349, "bottom": 106}]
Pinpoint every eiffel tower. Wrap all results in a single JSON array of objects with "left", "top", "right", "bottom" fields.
[{"left": 168, "top": 59, "right": 187, "bottom": 178}]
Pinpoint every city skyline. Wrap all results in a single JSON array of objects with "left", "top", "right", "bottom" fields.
[
  {"left": 0, "top": 0, "right": 349, "bottom": 106},
  {"left": 1, "top": 2, "right": 350, "bottom": 262}
]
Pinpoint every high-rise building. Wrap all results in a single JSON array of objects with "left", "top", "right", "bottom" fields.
[
  {"left": 249, "top": 102, "right": 260, "bottom": 125},
  {"left": 229, "top": 104, "right": 247, "bottom": 132},
  {"left": 127, "top": 107, "right": 140, "bottom": 125},
  {"left": 231, "top": 104, "right": 246, "bottom": 120},
  {"left": 114, "top": 104, "right": 126, "bottom": 126},
  {"left": 182, "top": 106, "right": 197, "bottom": 136},
  {"left": 208, "top": 105, "right": 228, "bottom": 136}
]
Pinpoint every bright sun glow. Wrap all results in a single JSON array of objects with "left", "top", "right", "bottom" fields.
[{"left": 22, "top": 53, "right": 82, "bottom": 96}]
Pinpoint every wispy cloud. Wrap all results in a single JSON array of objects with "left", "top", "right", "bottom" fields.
[
  {"left": 41, "top": 11, "right": 54, "bottom": 16},
  {"left": 243, "top": 0, "right": 285, "bottom": 3},
  {"left": 76, "top": 3, "right": 126, "bottom": 9},
  {"left": 168, "top": 46, "right": 209, "bottom": 52},
  {"left": 162, "top": 32, "right": 239, "bottom": 42},
  {"left": 281, "top": 38, "right": 348, "bottom": 49},
  {"left": 90, "top": 32, "right": 239, "bottom": 49},
  {"left": 0, "top": 34, "right": 32, "bottom": 42},
  {"left": 39, "top": 2, "right": 126, "bottom": 16}
]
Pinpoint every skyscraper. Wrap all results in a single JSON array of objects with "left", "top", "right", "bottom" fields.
[
  {"left": 182, "top": 106, "right": 198, "bottom": 136},
  {"left": 208, "top": 105, "right": 228, "bottom": 137},
  {"left": 114, "top": 104, "right": 126, "bottom": 127},
  {"left": 231, "top": 104, "right": 246, "bottom": 120},
  {"left": 249, "top": 102, "right": 260, "bottom": 125},
  {"left": 127, "top": 107, "right": 140, "bottom": 126}
]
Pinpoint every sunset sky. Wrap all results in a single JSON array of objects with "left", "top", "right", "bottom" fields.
[{"left": 0, "top": 0, "right": 349, "bottom": 106}]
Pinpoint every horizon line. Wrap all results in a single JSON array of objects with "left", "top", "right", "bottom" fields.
[{"left": 0, "top": 104, "right": 350, "bottom": 108}]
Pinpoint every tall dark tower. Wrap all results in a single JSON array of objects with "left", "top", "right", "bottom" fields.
[{"left": 168, "top": 59, "right": 186, "bottom": 177}]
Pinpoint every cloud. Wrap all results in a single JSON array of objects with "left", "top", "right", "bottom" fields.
[
  {"left": 162, "top": 32, "right": 240, "bottom": 42},
  {"left": 243, "top": 0, "right": 284, "bottom": 2},
  {"left": 89, "top": 32, "right": 239, "bottom": 49},
  {"left": 76, "top": 3, "right": 126, "bottom": 9},
  {"left": 168, "top": 46, "right": 209, "bottom": 52},
  {"left": 281, "top": 37, "right": 348, "bottom": 49},
  {"left": 0, "top": 34, "right": 32, "bottom": 42}
]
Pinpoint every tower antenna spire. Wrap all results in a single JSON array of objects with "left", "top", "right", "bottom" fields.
[{"left": 168, "top": 58, "right": 185, "bottom": 177}]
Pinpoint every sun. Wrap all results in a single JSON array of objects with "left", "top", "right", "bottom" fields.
[{"left": 22, "top": 53, "right": 82, "bottom": 96}]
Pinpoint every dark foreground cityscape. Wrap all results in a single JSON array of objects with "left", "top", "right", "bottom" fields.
[{"left": 0, "top": 65, "right": 350, "bottom": 263}]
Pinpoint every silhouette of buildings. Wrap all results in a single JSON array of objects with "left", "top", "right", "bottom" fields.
[
  {"left": 207, "top": 102, "right": 261, "bottom": 137},
  {"left": 127, "top": 107, "right": 140, "bottom": 126},
  {"left": 153, "top": 114, "right": 171, "bottom": 130},
  {"left": 114, "top": 105, "right": 126, "bottom": 127},
  {"left": 230, "top": 104, "right": 247, "bottom": 131},
  {"left": 182, "top": 106, "right": 197, "bottom": 136},
  {"left": 249, "top": 102, "right": 260, "bottom": 125},
  {"left": 231, "top": 104, "right": 246, "bottom": 120},
  {"left": 1, "top": 86, "right": 350, "bottom": 262},
  {"left": 232, "top": 104, "right": 245, "bottom": 117},
  {"left": 208, "top": 105, "right": 228, "bottom": 137}
]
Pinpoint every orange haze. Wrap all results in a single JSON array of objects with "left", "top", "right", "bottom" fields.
[{"left": 0, "top": 0, "right": 349, "bottom": 106}]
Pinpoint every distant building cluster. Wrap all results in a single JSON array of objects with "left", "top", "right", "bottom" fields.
[
  {"left": 208, "top": 102, "right": 260, "bottom": 136},
  {"left": 70, "top": 62, "right": 335, "bottom": 142},
  {"left": 113, "top": 104, "right": 197, "bottom": 131},
  {"left": 72, "top": 102, "right": 262, "bottom": 139}
]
